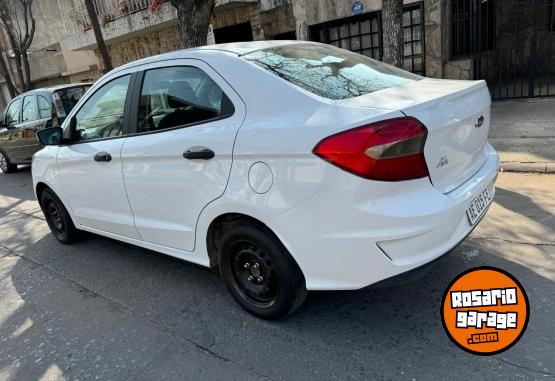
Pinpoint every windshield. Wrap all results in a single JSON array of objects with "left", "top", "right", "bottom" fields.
[
  {"left": 55, "top": 85, "right": 91, "bottom": 115},
  {"left": 243, "top": 43, "right": 422, "bottom": 100}
]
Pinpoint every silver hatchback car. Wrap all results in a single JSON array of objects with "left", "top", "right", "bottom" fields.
[{"left": 0, "top": 83, "right": 91, "bottom": 173}]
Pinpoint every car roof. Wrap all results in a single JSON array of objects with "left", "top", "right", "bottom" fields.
[
  {"left": 196, "top": 40, "right": 301, "bottom": 55},
  {"left": 18, "top": 83, "right": 92, "bottom": 97},
  {"left": 113, "top": 40, "right": 315, "bottom": 73}
]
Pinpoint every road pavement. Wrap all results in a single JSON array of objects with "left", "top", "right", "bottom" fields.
[{"left": 0, "top": 167, "right": 553, "bottom": 380}]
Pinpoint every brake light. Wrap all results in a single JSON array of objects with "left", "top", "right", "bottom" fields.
[{"left": 313, "top": 117, "right": 429, "bottom": 181}]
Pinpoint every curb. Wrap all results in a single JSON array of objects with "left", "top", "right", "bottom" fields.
[{"left": 499, "top": 162, "right": 555, "bottom": 174}]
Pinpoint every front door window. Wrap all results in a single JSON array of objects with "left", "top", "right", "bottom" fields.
[
  {"left": 5, "top": 99, "right": 22, "bottom": 125},
  {"left": 72, "top": 75, "right": 131, "bottom": 141}
]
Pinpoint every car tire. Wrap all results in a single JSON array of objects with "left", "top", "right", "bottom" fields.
[
  {"left": 40, "top": 189, "right": 82, "bottom": 244},
  {"left": 219, "top": 222, "right": 307, "bottom": 319},
  {"left": 0, "top": 151, "right": 17, "bottom": 173}
]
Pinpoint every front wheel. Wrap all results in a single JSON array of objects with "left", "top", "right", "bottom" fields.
[
  {"left": 0, "top": 151, "right": 17, "bottom": 174},
  {"left": 41, "top": 189, "right": 82, "bottom": 244},
  {"left": 219, "top": 222, "right": 307, "bottom": 320}
]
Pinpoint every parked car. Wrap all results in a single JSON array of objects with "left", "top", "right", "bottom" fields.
[
  {"left": 0, "top": 83, "right": 91, "bottom": 173},
  {"left": 32, "top": 41, "right": 499, "bottom": 319}
]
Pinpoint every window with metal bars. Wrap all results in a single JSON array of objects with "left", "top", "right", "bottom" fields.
[
  {"left": 451, "top": 0, "right": 496, "bottom": 58},
  {"left": 546, "top": 0, "right": 555, "bottom": 32},
  {"left": 309, "top": 5, "right": 426, "bottom": 75},
  {"left": 451, "top": 0, "right": 472, "bottom": 58},
  {"left": 309, "top": 12, "right": 382, "bottom": 60},
  {"left": 402, "top": 5, "right": 424, "bottom": 75}
]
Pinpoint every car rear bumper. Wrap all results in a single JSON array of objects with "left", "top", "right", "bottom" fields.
[{"left": 271, "top": 143, "right": 499, "bottom": 290}]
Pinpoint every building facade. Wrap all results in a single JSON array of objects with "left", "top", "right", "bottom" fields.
[
  {"left": 1, "top": 0, "right": 554, "bottom": 109},
  {"left": 0, "top": 0, "right": 101, "bottom": 109}
]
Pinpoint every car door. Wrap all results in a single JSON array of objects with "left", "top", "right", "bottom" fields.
[
  {"left": 0, "top": 97, "right": 23, "bottom": 162},
  {"left": 15, "top": 95, "right": 46, "bottom": 163},
  {"left": 121, "top": 60, "right": 246, "bottom": 251},
  {"left": 57, "top": 70, "right": 141, "bottom": 239}
]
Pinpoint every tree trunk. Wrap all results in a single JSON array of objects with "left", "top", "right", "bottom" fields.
[
  {"left": 13, "top": 53, "right": 26, "bottom": 92},
  {"left": 382, "top": 0, "right": 404, "bottom": 68},
  {"left": 171, "top": 0, "right": 215, "bottom": 48},
  {"left": 22, "top": 52, "right": 32, "bottom": 90},
  {"left": 84, "top": 0, "right": 113, "bottom": 73},
  {"left": 0, "top": 51, "right": 17, "bottom": 98}
]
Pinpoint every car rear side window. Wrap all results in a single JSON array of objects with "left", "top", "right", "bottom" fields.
[
  {"left": 137, "top": 66, "right": 233, "bottom": 133},
  {"left": 38, "top": 95, "right": 51, "bottom": 119},
  {"left": 55, "top": 86, "right": 90, "bottom": 115},
  {"left": 22, "top": 96, "right": 39, "bottom": 122},
  {"left": 243, "top": 43, "right": 422, "bottom": 100},
  {"left": 5, "top": 98, "right": 22, "bottom": 125}
]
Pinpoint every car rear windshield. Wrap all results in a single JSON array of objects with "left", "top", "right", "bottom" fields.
[
  {"left": 242, "top": 44, "right": 422, "bottom": 100},
  {"left": 55, "top": 85, "right": 90, "bottom": 115}
]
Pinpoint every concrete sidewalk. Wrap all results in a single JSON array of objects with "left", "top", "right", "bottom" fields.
[{"left": 489, "top": 97, "right": 555, "bottom": 173}]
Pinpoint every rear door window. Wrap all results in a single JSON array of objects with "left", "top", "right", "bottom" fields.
[
  {"left": 38, "top": 95, "right": 52, "bottom": 119},
  {"left": 137, "top": 66, "right": 233, "bottom": 133},
  {"left": 55, "top": 86, "right": 90, "bottom": 116},
  {"left": 22, "top": 95, "right": 39, "bottom": 122},
  {"left": 243, "top": 43, "right": 422, "bottom": 100}
]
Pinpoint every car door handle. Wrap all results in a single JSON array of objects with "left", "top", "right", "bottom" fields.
[
  {"left": 94, "top": 152, "right": 112, "bottom": 162},
  {"left": 183, "top": 147, "right": 215, "bottom": 160}
]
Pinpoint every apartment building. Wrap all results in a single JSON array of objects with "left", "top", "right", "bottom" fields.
[
  {"left": 0, "top": 0, "right": 100, "bottom": 109},
  {"left": 1, "top": 0, "right": 553, "bottom": 109}
]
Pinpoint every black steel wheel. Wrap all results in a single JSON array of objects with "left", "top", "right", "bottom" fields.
[
  {"left": 230, "top": 240, "right": 279, "bottom": 308},
  {"left": 40, "top": 188, "right": 81, "bottom": 244},
  {"left": 0, "top": 151, "right": 17, "bottom": 174},
  {"left": 219, "top": 222, "right": 307, "bottom": 319}
]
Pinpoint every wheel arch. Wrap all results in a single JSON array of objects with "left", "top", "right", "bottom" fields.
[
  {"left": 205, "top": 212, "right": 304, "bottom": 281},
  {"left": 35, "top": 181, "right": 50, "bottom": 205},
  {"left": 206, "top": 213, "right": 268, "bottom": 267},
  {"left": 34, "top": 181, "right": 78, "bottom": 226}
]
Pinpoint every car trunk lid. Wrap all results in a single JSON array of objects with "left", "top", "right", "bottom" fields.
[{"left": 338, "top": 78, "right": 491, "bottom": 193}]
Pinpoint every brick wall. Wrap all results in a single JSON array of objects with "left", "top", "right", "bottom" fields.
[{"left": 101, "top": 27, "right": 183, "bottom": 69}]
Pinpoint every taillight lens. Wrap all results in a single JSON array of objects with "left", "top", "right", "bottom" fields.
[{"left": 313, "top": 117, "right": 429, "bottom": 181}]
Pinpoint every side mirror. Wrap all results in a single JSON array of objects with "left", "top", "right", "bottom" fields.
[{"left": 37, "top": 127, "right": 63, "bottom": 146}]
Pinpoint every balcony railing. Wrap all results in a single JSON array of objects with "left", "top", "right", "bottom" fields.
[
  {"left": 58, "top": 0, "right": 289, "bottom": 51},
  {"left": 58, "top": 0, "right": 158, "bottom": 36}
]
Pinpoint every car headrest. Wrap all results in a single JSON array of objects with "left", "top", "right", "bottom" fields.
[
  {"left": 149, "top": 80, "right": 171, "bottom": 92},
  {"left": 166, "top": 81, "right": 197, "bottom": 109}
]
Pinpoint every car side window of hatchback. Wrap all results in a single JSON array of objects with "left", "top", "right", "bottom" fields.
[
  {"left": 38, "top": 95, "right": 52, "bottom": 119},
  {"left": 5, "top": 98, "right": 22, "bottom": 126},
  {"left": 71, "top": 75, "right": 131, "bottom": 142},
  {"left": 22, "top": 96, "right": 39, "bottom": 122},
  {"left": 137, "top": 66, "right": 233, "bottom": 133}
]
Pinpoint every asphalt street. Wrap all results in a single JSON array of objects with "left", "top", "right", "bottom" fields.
[{"left": 0, "top": 167, "right": 553, "bottom": 380}]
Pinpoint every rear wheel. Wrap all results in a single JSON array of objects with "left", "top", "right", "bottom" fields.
[
  {"left": 41, "top": 189, "right": 81, "bottom": 244},
  {"left": 219, "top": 222, "right": 307, "bottom": 319},
  {"left": 0, "top": 151, "right": 17, "bottom": 173}
]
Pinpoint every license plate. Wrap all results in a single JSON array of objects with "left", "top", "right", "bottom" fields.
[{"left": 466, "top": 184, "right": 494, "bottom": 225}]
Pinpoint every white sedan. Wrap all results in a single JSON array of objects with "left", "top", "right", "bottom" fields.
[{"left": 32, "top": 41, "right": 498, "bottom": 319}]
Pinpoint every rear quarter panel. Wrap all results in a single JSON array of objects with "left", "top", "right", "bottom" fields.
[{"left": 194, "top": 53, "right": 407, "bottom": 266}]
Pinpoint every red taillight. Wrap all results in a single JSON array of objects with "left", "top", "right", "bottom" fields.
[{"left": 313, "top": 117, "right": 429, "bottom": 181}]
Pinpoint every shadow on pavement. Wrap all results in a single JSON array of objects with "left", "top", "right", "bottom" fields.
[{"left": 0, "top": 226, "right": 552, "bottom": 380}]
